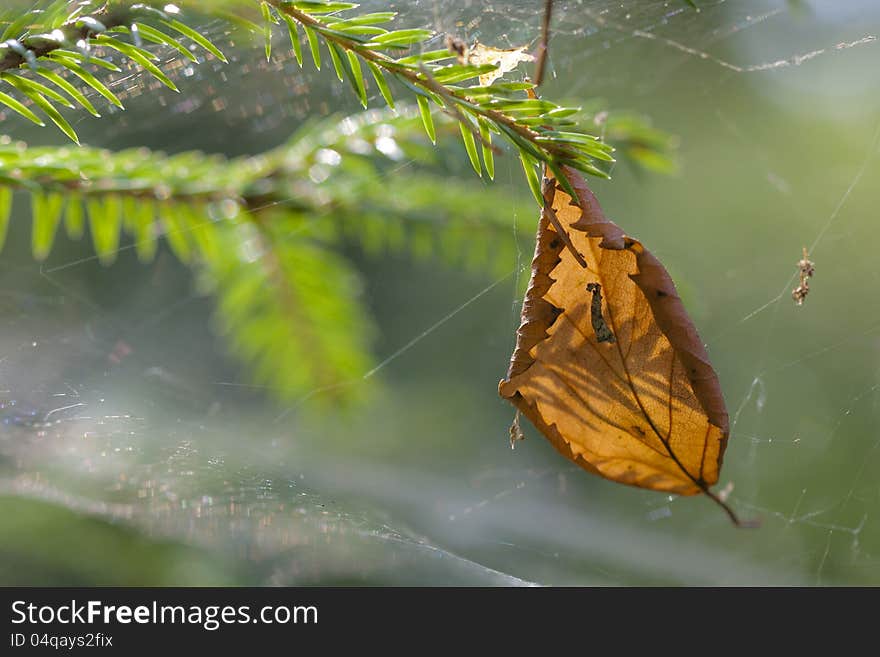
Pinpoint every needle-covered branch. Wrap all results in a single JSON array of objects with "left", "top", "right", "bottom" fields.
[
  {"left": 0, "top": 2, "right": 225, "bottom": 143},
  {"left": 0, "top": 109, "right": 526, "bottom": 400},
  {"left": 0, "top": 1, "right": 680, "bottom": 403},
  {"left": 0, "top": 2, "right": 674, "bottom": 193},
  {"left": 264, "top": 0, "right": 616, "bottom": 202}
]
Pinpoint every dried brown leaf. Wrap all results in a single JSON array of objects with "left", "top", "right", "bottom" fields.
[{"left": 499, "top": 166, "right": 746, "bottom": 523}]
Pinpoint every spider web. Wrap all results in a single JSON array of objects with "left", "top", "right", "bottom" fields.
[{"left": 1, "top": 0, "right": 879, "bottom": 585}]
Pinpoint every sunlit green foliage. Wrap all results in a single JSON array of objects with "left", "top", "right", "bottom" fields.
[
  {"left": 0, "top": 1, "right": 675, "bottom": 188},
  {"left": 260, "top": 0, "right": 617, "bottom": 201},
  {"left": 578, "top": 101, "right": 680, "bottom": 175},
  {"left": 0, "top": 109, "right": 528, "bottom": 400},
  {"left": 0, "top": 1, "right": 680, "bottom": 403},
  {"left": 0, "top": 2, "right": 227, "bottom": 143}
]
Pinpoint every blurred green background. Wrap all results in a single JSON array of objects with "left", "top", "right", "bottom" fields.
[{"left": 1, "top": 0, "right": 879, "bottom": 585}]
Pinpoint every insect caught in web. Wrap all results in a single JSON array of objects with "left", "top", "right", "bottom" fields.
[{"left": 586, "top": 283, "right": 616, "bottom": 343}]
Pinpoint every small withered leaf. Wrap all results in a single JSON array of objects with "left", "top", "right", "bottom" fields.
[
  {"left": 447, "top": 39, "right": 535, "bottom": 86},
  {"left": 499, "top": 166, "right": 746, "bottom": 524}
]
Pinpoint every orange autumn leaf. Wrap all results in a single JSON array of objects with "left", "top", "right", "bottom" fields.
[{"left": 499, "top": 166, "right": 746, "bottom": 524}]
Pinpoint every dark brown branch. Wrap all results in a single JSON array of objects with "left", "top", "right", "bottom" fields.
[
  {"left": 0, "top": 7, "right": 141, "bottom": 73},
  {"left": 533, "top": 0, "right": 554, "bottom": 87}
]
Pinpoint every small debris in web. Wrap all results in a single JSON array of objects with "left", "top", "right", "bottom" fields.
[
  {"left": 509, "top": 410, "right": 525, "bottom": 449},
  {"left": 445, "top": 34, "right": 534, "bottom": 86},
  {"left": 792, "top": 247, "right": 815, "bottom": 306}
]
